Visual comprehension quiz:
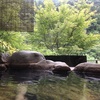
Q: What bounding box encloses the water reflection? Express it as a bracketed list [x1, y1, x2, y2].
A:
[0, 70, 100, 100]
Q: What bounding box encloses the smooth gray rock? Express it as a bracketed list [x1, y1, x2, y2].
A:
[30, 59, 55, 70]
[9, 50, 45, 68]
[31, 60, 71, 72]
[52, 61, 71, 74]
[74, 62, 100, 73]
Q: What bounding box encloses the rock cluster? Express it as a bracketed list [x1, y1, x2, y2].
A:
[0, 51, 71, 75]
[0, 50, 100, 76]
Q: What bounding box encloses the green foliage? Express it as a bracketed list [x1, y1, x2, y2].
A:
[0, 0, 33, 53]
[0, 31, 31, 54]
[87, 0, 100, 33]
[32, 0, 99, 55]
[0, 0, 34, 31]
[86, 42, 100, 60]
[0, 0, 22, 31]
[0, 0, 100, 58]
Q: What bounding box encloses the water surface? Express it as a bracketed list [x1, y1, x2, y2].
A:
[0, 70, 100, 100]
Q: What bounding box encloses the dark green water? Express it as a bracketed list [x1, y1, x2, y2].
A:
[0, 70, 100, 100]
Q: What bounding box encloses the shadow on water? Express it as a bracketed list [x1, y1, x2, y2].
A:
[74, 71, 100, 81]
[7, 69, 54, 83]
[0, 69, 100, 100]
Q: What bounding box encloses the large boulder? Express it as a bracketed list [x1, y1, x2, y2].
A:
[52, 61, 71, 75]
[74, 62, 100, 73]
[9, 51, 45, 69]
[8, 50, 71, 75]
[31, 60, 71, 75]
[30, 59, 55, 70]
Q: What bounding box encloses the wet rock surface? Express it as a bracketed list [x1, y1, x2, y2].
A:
[0, 51, 71, 76]
[74, 62, 100, 73]
[9, 50, 45, 63]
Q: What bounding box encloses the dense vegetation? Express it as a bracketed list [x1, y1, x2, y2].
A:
[0, 0, 100, 60]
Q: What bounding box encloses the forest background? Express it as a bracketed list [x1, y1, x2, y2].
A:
[0, 0, 100, 61]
